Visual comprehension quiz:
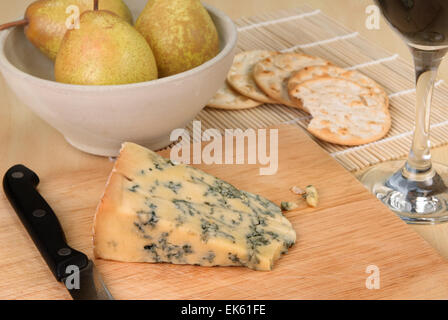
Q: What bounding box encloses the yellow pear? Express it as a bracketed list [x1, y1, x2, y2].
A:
[135, 0, 220, 77]
[55, 9, 158, 85]
[25, 0, 133, 60]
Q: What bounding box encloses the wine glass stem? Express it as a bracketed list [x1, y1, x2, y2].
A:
[404, 48, 446, 177]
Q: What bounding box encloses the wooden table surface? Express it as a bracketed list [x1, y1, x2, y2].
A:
[1, 0, 448, 288]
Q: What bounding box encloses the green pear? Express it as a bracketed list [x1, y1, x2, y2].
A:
[55, 10, 158, 85]
[135, 0, 220, 77]
[25, 0, 133, 60]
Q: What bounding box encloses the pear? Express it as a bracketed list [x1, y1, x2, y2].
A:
[55, 9, 158, 85]
[135, 0, 220, 77]
[24, 0, 133, 60]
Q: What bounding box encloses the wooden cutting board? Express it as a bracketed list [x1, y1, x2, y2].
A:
[1, 125, 448, 299]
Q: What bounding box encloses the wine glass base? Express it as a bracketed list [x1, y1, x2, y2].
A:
[359, 160, 448, 224]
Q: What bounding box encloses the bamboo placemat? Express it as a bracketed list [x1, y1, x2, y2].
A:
[188, 5, 448, 172]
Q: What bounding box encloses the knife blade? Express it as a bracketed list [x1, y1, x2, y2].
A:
[64, 260, 114, 300]
[3, 164, 113, 300]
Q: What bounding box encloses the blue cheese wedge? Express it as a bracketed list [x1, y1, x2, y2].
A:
[93, 142, 296, 271]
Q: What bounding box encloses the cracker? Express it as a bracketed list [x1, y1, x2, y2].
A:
[207, 81, 262, 110]
[288, 65, 388, 111]
[253, 53, 331, 108]
[289, 77, 391, 145]
[227, 50, 278, 104]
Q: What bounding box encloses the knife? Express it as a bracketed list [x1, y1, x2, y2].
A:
[3, 164, 113, 300]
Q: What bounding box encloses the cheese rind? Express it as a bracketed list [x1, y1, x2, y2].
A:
[93, 142, 296, 271]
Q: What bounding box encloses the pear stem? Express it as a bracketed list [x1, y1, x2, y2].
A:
[0, 19, 28, 31]
[94, 0, 99, 11]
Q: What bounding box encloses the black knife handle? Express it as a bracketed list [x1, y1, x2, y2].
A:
[3, 165, 88, 281]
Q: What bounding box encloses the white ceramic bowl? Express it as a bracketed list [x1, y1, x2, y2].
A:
[0, 1, 237, 156]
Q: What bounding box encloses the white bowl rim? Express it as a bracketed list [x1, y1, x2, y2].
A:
[0, 3, 237, 92]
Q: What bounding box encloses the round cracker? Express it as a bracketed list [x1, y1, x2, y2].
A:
[253, 53, 331, 108]
[290, 77, 391, 145]
[288, 65, 388, 110]
[207, 81, 262, 110]
[227, 50, 278, 104]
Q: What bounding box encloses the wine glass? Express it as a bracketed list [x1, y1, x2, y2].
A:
[360, 0, 448, 223]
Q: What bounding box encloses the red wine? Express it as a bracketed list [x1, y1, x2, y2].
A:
[375, 0, 448, 47]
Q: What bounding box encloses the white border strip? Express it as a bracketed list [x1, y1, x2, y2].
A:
[388, 87, 415, 99]
[282, 32, 359, 52]
[237, 9, 321, 32]
[346, 54, 399, 70]
[330, 118, 448, 157]
[388, 79, 444, 98]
